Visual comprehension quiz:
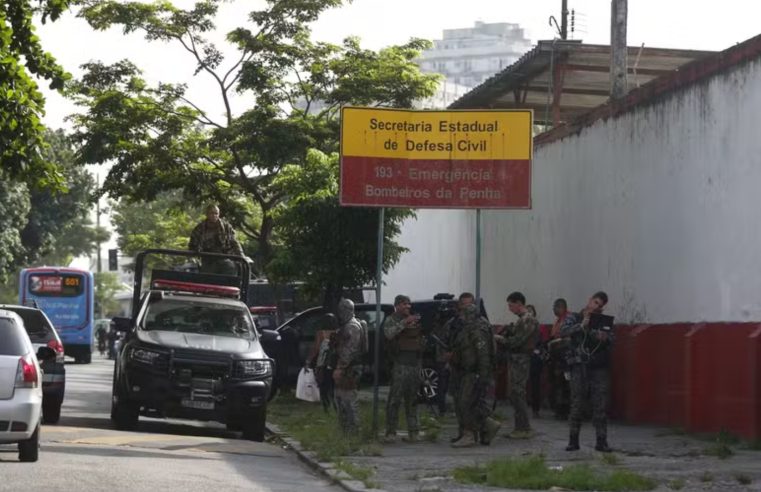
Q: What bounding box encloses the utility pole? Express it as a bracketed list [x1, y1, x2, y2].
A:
[610, 0, 629, 99]
[561, 0, 569, 40]
[96, 175, 103, 318]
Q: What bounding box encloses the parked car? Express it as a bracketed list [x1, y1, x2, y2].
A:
[0, 303, 66, 424]
[261, 295, 485, 400]
[0, 309, 55, 462]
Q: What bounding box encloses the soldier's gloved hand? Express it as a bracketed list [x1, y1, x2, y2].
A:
[333, 368, 343, 382]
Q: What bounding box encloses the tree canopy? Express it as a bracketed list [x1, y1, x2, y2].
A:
[0, 0, 72, 188]
[270, 149, 412, 307]
[68, 0, 440, 278]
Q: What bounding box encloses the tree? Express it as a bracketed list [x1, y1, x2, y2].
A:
[94, 272, 126, 318]
[269, 149, 412, 308]
[0, 129, 109, 299]
[0, 0, 73, 188]
[68, 0, 440, 277]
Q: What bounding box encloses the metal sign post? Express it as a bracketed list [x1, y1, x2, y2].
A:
[475, 208, 482, 303]
[372, 207, 385, 433]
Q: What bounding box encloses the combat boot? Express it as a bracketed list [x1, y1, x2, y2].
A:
[566, 430, 580, 452]
[595, 436, 612, 453]
[402, 433, 420, 443]
[481, 418, 502, 445]
[451, 431, 476, 448]
[450, 426, 464, 443]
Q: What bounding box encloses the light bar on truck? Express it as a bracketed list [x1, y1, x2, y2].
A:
[152, 280, 241, 297]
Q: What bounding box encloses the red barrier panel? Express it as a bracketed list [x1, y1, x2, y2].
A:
[608, 324, 639, 420]
[686, 323, 761, 438]
[628, 323, 693, 426]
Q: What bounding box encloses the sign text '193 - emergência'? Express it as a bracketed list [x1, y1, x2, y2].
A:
[339, 107, 533, 210]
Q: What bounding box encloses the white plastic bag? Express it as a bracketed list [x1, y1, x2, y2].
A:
[296, 368, 321, 403]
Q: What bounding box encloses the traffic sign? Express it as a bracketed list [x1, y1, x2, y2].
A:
[339, 107, 533, 209]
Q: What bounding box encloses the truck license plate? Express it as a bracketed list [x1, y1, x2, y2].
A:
[181, 399, 214, 410]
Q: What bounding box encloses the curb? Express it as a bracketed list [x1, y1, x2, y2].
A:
[266, 422, 391, 492]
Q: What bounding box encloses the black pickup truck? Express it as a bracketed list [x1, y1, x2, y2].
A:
[109, 249, 279, 442]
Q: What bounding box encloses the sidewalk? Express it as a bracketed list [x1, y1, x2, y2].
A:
[272, 388, 761, 492]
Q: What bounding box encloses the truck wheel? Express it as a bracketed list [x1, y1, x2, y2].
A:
[82, 353, 92, 364]
[42, 397, 62, 424]
[241, 406, 267, 442]
[111, 380, 139, 431]
[18, 425, 40, 463]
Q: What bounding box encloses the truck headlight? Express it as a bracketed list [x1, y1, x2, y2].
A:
[238, 360, 272, 377]
[129, 348, 161, 364]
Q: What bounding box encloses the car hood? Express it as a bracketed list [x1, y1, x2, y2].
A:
[136, 330, 264, 356]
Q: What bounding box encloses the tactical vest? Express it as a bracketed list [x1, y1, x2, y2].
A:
[397, 324, 423, 352]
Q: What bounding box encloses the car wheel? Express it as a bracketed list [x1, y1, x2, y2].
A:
[18, 424, 40, 463]
[42, 397, 62, 424]
[418, 367, 439, 402]
[241, 406, 267, 442]
[111, 380, 139, 431]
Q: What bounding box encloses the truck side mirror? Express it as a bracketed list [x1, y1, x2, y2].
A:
[111, 316, 132, 333]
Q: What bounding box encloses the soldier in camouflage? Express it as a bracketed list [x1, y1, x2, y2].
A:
[383, 295, 423, 443]
[188, 205, 244, 275]
[560, 291, 614, 453]
[495, 292, 539, 439]
[451, 303, 501, 448]
[333, 299, 363, 433]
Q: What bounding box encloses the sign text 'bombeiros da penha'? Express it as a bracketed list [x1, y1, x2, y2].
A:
[369, 117, 501, 153]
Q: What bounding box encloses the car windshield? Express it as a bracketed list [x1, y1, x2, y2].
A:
[143, 299, 255, 339]
[0, 318, 29, 356]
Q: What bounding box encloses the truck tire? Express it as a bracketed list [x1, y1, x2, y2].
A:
[241, 406, 267, 442]
[111, 379, 139, 431]
[42, 397, 62, 424]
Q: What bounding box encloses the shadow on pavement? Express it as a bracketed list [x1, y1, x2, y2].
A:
[42, 444, 213, 461]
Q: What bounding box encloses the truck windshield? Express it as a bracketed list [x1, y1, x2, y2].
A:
[143, 299, 255, 339]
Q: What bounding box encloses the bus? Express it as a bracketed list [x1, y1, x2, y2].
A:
[19, 267, 95, 364]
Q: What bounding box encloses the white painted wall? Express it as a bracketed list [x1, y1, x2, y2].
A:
[365, 209, 477, 305]
[477, 58, 761, 325]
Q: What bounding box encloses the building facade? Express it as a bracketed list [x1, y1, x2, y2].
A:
[417, 21, 533, 89]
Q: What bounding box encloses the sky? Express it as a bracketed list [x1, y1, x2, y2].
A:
[35, 0, 760, 269]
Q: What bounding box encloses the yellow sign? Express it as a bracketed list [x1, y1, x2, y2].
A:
[340, 107, 533, 161]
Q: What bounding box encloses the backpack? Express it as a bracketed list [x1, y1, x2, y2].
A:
[354, 318, 369, 357]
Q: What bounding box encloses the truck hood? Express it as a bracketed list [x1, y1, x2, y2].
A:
[136, 330, 264, 356]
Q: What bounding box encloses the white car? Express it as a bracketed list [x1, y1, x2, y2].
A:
[0, 309, 49, 462]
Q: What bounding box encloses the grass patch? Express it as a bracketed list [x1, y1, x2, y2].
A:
[268, 391, 385, 461]
[453, 455, 655, 491]
[702, 428, 737, 459]
[601, 453, 621, 466]
[419, 414, 442, 443]
[667, 478, 685, 490]
[334, 459, 377, 489]
[736, 474, 752, 485]
[699, 472, 713, 483]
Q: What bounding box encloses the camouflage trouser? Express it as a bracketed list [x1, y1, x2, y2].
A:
[457, 373, 490, 432]
[385, 363, 421, 435]
[449, 367, 463, 431]
[509, 354, 531, 432]
[569, 365, 609, 440]
[549, 360, 570, 418]
[200, 259, 237, 276]
[335, 387, 360, 433]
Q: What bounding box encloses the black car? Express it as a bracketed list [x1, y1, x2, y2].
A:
[268, 295, 481, 398]
[110, 249, 278, 442]
[0, 303, 66, 424]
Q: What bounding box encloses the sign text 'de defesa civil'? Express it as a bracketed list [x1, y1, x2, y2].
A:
[340, 108, 532, 161]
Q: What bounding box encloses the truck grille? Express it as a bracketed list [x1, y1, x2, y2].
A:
[171, 361, 231, 380]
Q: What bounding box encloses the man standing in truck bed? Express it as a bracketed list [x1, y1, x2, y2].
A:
[188, 204, 244, 275]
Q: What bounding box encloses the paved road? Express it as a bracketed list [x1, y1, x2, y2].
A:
[0, 356, 337, 492]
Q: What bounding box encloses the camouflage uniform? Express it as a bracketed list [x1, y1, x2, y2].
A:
[560, 311, 616, 452]
[497, 310, 538, 436]
[188, 218, 244, 275]
[383, 308, 423, 441]
[451, 304, 500, 447]
[431, 308, 457, 416]
[334, 299, 363, 433]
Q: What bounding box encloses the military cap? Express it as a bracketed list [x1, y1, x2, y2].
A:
[394, 294, 411, 306]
